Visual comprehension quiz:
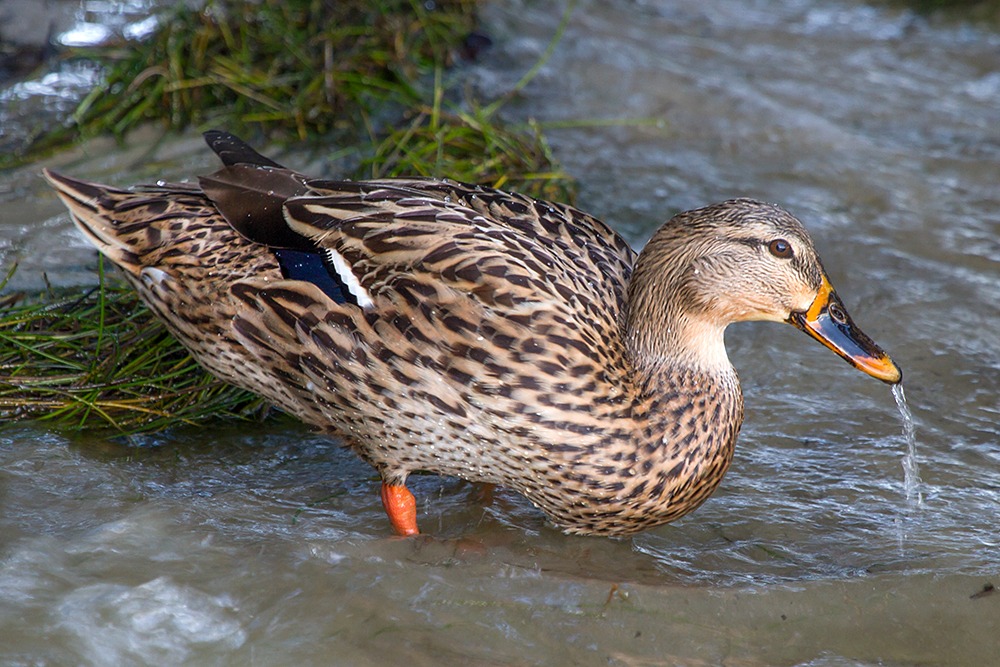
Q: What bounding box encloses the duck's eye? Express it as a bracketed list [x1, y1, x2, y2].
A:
[768, 239, 793, 258]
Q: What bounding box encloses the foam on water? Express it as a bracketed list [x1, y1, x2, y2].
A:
[56, 577, 246, 667]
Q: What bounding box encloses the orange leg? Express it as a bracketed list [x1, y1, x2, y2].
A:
[380, 482, 419, 536]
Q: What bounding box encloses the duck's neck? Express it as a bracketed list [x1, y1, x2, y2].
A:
[627, 309, 735, 377]
[622, 223, 739, 377]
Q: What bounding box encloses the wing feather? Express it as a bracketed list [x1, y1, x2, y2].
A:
[282, 180, 636, 341]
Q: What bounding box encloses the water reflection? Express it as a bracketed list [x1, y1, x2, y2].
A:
[57, 22, 115, 48]
[0, 64, 101, 102]
[71, 0, 162, 43]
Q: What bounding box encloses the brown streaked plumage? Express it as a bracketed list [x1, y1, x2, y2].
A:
[42, 131, 901, 537]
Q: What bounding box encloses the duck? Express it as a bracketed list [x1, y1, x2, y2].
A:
[43, 131, 901, 537]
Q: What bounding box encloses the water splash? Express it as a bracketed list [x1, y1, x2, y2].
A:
[892, 383, 922, 506]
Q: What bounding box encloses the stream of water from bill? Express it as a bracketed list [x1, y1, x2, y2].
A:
[892, 383, 922, 506]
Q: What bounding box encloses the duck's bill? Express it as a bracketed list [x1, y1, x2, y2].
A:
[787, 275, 902, 384]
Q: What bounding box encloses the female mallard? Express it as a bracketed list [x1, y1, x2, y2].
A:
[44, 131, 900, 537]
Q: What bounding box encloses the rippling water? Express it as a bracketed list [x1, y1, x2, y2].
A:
[3, 0, 1000, 664]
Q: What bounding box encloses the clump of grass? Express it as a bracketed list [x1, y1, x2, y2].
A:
[14, 0, 477, 162]
[0, 263, 267, 433]
[365, 104, 575, 202]
[362, 3, 579, 202]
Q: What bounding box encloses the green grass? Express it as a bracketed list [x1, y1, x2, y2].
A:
[13, 0, 476, 161]
[0, 262, 267, 434]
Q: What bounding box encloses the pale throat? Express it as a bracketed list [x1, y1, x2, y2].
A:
[667, 313, 734, 374]
[628, 309, 735, 377]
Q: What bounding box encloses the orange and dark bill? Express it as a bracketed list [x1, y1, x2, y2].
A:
[787, 275, 902, 384]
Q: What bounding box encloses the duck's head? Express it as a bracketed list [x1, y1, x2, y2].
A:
[626, 198, 901, 384]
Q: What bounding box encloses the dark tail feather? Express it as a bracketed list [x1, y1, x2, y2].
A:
[198, 164, 314, 250]
[203, 130, 285, 169]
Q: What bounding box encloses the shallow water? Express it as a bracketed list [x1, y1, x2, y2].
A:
[3, 0, 1000, 665]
